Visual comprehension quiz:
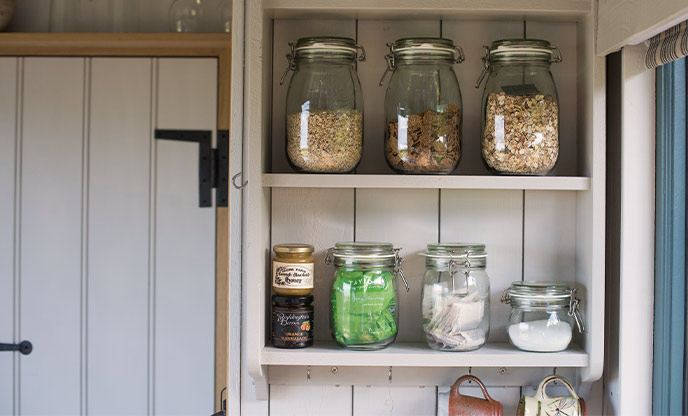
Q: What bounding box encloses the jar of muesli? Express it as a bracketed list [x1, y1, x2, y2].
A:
[281, 37, 365, 173]
[476, 39, 561, 175]
[380, 38, 464, 174]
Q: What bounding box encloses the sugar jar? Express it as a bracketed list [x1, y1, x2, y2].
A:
[421, 243, 490, 351]
[380, 38, 464, 174]
[501, 281, 584, 352]
[476, 39, 561, 175]
[326, 242, 408, 350]
[281, 37, 365, 173]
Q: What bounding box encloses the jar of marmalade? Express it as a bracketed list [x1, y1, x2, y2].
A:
[272, 244, 315, 296]
[271, 295, 314, 348]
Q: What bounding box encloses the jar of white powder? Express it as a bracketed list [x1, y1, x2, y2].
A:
[501, 281, 584, 352]
[421, 243, 490, 351]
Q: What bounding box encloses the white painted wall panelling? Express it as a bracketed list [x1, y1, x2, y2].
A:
[271, 19, 357, 173]
[0, 57, 18, 416]
[270, 385, 354, 416]
[355, 19, 441, 174]
[20, 57, 85, 415]
[87, 57, 152, 415]
[440, 190, 523, 343]
[155, 58, 217, 415]
[354, 385, 437, 416]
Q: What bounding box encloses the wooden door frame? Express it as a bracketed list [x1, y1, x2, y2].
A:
[0, 33, 231, 412]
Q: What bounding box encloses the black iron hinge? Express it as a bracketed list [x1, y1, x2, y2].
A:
[154, 129, 229, 208]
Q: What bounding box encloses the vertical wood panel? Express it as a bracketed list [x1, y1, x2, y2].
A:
[525, 21, 578, 176]
[440, 190, 523, 342]
[155, 58, 217, 415]
[437, 385, 521, 415]
[270, 385, 353, 416]
[271, 188, 354, 341]
[271, 19, 357, 173]
[356, 20, 441, 174]
[353, 386, 436, 416]
[523, 191, 576, 283]
[87, 57, 152, 415]
[0, 57, 17, 416]
[442, 20, 524, 175]
[20, 57, 85, 415]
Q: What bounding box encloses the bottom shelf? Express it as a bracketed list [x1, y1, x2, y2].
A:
[262, 342, 589, 368]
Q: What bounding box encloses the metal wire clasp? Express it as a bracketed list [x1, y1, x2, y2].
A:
[324, 247, 335, 265]
[447, 250, 471, 296]
[393, 248, 409, 292]
[475, 46, 491, 88]
[279, 42, 297, 85]
[568, 288, 585, 333]
[378, 43, 395, 86]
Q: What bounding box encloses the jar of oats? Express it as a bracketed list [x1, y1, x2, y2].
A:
[476, 39, 561, 175]
[281, 37, 365, 173]
[380, 38, 464, 174]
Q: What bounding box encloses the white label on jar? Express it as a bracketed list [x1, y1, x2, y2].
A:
[272, 261, 314, 289]
[495, 115, 505, 152]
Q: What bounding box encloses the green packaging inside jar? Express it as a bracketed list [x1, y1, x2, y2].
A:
[331, 269, 397, 345]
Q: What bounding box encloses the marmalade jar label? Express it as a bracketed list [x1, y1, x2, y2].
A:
[272, 261, 314, 289]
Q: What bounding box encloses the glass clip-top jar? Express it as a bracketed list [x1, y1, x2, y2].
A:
[379, 38, 465, 174]
[421, 243, 490, 351]
[325, 242, 409, 350]
[281, 37, 366, 173]
[476, 39, 562, 175]
[502, 281, 584, 352]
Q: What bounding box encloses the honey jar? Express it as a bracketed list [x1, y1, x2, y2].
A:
[272, 243, 315, 296]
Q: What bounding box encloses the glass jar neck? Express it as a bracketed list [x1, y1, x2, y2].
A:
[491, 59, 551, 69]
[395, 56, 455, 65]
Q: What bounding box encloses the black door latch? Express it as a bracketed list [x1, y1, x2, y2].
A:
[0, 340, 33, 355]
[154, 129, 229, 208]
[210, 387, 227, 416]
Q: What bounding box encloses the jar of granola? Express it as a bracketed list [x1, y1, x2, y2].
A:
[380, 38, 464, 174]
[281, 37, 365, 173]
[476, 39, 562, 175]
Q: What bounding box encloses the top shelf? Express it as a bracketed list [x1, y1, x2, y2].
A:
[263, 173, 590, 191]
[264, 0, 592, 20]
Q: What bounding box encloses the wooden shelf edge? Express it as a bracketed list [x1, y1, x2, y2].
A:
[261, 342, 589, 367]
[262, 173, 591, 191]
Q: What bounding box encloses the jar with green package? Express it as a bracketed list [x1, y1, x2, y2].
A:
[326, 242, 409, 350]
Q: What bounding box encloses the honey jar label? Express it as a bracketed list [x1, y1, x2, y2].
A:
[273, 261, 314, 289]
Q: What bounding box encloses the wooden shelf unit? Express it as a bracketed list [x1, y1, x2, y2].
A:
[244, 0, 605, 400]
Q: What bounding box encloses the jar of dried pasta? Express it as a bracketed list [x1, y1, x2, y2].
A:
[281, 37, 365, 173]
[380, 38, 464, 174]
[476, 39, 561, 175]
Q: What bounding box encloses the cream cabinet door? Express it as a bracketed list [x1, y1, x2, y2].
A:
[0, 56, 216, 415]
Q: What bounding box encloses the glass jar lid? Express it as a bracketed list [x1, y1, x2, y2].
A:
[423, 242, 486, 268]
[378, 37, 464, 85]
[280, 36, 366, 85]
[486, 38, 562, 63]
[325, 241, 409, 291]
[273, 243, 314, 254]
[272, 294, 314, 306]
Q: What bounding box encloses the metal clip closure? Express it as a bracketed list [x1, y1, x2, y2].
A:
[378, 43, 395, 86]
[550, 46, 562, 63]
[356, 44, 367, 62]
[475, 46, 491, 88]
[448, 251, 471, 296]
[453, 45, 465, 64]
[279, 42, 297, 85]
[324, 247, 335, 265]
[393, 248, 409, 292]
[568, 288, 585, 333]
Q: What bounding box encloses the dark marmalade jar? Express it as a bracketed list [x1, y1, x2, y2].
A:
[271, 295, 314, 348]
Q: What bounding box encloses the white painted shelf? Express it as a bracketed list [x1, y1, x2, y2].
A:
[262, 342, 589, 367]
[265, 0, 591, 20]
[263, 173, 591, 191]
